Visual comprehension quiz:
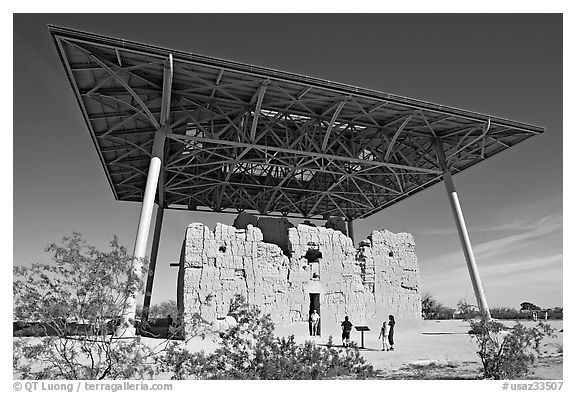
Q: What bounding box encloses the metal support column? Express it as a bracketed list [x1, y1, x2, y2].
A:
[123, 130, 166, 335]
[347, 219, 355, 245]
[122, 55, 173, 335]
[435, 139, 491, 319]
[141, 205, 164, 324]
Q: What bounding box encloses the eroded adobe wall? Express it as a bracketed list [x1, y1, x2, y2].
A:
[287, 224, 373, 325]
[179, 221, 421, 336]
[180, 223, 289, 326]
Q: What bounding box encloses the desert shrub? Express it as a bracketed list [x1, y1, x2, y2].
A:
[456, 299, 481, 319]
[159, 295, 374, 379]
[421, 293, 455, 319]
[13, 233, 159, 379]
[469, 318, 556, 379]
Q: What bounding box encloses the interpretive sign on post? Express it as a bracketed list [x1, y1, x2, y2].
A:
[355, 326, 370, 349]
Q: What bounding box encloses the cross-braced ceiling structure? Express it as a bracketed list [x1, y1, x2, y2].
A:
[50, 25, 545, 221]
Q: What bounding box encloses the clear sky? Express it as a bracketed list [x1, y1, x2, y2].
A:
[12, 13, 562, 310]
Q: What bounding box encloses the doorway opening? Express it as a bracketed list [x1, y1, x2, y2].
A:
[309, 293, 321, 336]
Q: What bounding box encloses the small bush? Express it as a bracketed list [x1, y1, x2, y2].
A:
[421, 293, 456, 320]
[469, 318, 556, 379]
[159, 295, 374, 379]
[13, 233, 158, 379]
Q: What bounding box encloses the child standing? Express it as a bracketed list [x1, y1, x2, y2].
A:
[378, 321, 390, 351]
[341, 316, 353, 347]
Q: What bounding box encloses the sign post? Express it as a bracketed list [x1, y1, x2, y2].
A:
[354, 326, 370, 349]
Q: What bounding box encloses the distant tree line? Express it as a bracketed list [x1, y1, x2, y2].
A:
[421, 293, 563, 320]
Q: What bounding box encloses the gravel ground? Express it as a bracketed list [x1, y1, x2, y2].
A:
[14, 319, 563, 380]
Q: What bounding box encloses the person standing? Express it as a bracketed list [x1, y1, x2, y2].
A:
[310, 310, 320, 336]
[388, 315, 396, 351]
[341, 316, 353, 347]
[378, 321, 390, 351]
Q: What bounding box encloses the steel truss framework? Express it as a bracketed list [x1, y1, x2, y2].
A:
[50, 26, 544, 221]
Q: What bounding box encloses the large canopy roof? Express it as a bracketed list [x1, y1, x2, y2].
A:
[49, 25, 544, 221]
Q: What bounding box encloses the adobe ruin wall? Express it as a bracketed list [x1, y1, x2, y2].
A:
[177, 218, 421, 336]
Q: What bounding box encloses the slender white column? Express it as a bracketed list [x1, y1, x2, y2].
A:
[134, 130, 165, 256]
[121, 130, 166, 336]
[120, 55, 173, 337]
[435, 140, 491, 320]
[134, 173, 160, 256]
